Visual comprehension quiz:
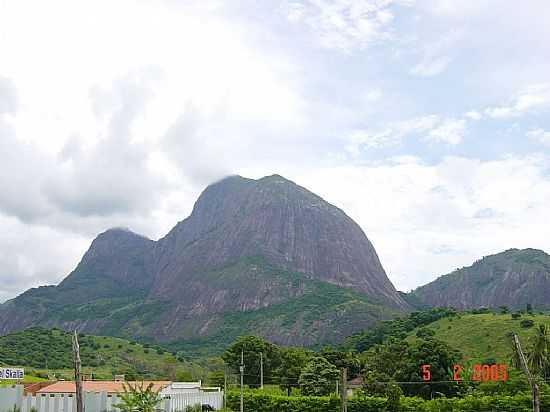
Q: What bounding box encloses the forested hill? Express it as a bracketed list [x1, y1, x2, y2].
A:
[0, 327, 199, 380]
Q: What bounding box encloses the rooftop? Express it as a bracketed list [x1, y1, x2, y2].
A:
[36, 381, 171, 394]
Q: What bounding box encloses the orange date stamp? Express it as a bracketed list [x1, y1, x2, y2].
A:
[421, 363, 508, 382]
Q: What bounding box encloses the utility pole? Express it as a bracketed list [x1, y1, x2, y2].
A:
[340, 368, 347, 412]
[224, 367, 227, 409]
[260, 352, 264, 390]
[514, 334, 540, 412]
[72, 331, 85, 412]
[240, 349, 244, 412]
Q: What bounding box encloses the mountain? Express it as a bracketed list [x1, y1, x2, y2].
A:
[410, 248, 550, 310]
[0, 174, 408, 351]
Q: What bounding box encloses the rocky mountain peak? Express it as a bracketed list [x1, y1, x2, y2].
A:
[411, 248, 550, 310]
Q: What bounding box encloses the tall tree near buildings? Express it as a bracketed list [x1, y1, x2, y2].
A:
[222, 336, 280, 387]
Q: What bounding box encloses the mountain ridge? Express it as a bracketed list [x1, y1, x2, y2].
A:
[0, 174, 407, 348]
[410, 248, 550, 310]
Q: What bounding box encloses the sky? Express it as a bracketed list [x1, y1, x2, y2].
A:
[1, 0, 550, 302]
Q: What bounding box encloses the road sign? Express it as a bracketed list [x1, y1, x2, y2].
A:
[0, 368, 24, 380]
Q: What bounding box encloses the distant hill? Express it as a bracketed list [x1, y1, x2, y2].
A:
[0, 175, 407, 350]
[343, 308, 550, 364]
[410, 248, 550, 310]
[0, 327, 199, 380]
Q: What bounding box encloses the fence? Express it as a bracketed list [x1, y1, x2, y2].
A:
[0, 386, 224, 412]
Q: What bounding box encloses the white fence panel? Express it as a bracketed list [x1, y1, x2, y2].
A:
[166, 392, 223, 411]
[0, 385, 23, 412]
[0, 386, 224, 412]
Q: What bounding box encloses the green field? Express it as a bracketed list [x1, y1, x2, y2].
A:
[407, 312, 550, 363]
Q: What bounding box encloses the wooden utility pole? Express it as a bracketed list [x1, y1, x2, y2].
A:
[513, 334, 540, 412]
[240, 349, 244, 412]
[340, 368, 348, 412]
[224, 368, 227, 409]
[72, 331, 85, 412]
[260, 352, 264, 390]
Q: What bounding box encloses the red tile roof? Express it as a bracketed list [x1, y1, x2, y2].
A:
[36, 381, 171, 394]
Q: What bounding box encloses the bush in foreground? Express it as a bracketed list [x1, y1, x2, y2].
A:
[226, 390, 550, 412]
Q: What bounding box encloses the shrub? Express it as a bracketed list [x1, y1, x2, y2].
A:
[225, 390, 549, 412]
[512, 312, 522, 320]
[520, 319, 534, 328]
[416, 328, 435, 339]
[115, 382, 162, 412]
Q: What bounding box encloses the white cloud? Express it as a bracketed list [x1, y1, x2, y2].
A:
[485, 83, 550, 118]
[410, 55, 452, 77]
[2, 0, 550, 303]
[297, 154, 550, 291]
[282, 0, 409, 52]
[527, 128, 550, 146]
[345, 114, 465, 153]
[0, 77, 18, 115]
[427, 118, 466, 145]
[464, 110, 482, 120]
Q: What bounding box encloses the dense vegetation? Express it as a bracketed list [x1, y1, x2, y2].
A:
[226, 391, 550, 412]
[0, 327, 200, 380]
[342, 308, 457, 352]
[219, 307, 550, 407]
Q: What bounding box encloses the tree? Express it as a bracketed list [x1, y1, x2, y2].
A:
[319, 347, 361, 377]
[527, 324, 550, 378]
[362, 338, 461, 398]
[206, 370, 225, 387]
[415, 328, 435, 339]
[526, 303, 533, 314]
[499, 306, 509, 314]
[298, 356, 339, 396]
[521, 319, 535, 328]
[361, 369, 394, 397]
[275, 347, 310, 395]
[222, 336, 281, 387]
[175, 371, 194, 382]
[115, 382, 162, 412]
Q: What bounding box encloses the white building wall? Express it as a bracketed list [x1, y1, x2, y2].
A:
[0, 386, 223, 412]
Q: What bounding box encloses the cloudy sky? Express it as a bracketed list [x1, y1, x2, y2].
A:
[1, 0, 550, 302]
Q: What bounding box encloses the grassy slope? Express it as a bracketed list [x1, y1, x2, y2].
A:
[0, 328, 201, 380]
[407, 312, 550, 363]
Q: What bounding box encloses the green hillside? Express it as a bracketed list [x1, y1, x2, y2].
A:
[0, 327, 201, 381]
[165, 258, 398, 356]
[407, 312, 550, 364]
[1, 258, 399, 357]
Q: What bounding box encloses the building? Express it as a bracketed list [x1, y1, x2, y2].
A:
[35, 381, 207, 396]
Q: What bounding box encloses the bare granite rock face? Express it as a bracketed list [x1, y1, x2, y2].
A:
[0, 174, 408, 345]
[410, 248, 550, 310]
[149, 175, 407, 309]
